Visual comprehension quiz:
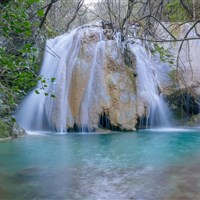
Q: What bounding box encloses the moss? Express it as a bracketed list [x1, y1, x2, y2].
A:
[0, 119, 12, 138]
[188, 114, 200, 127]
[168, 69, 177, 83]
[0, 95, 12, 138]
[0, 99, 10, 117]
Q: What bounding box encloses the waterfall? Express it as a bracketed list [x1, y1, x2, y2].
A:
[16, 22, 172, 132]
[16, 29, 79, 132]
[79, 39, 106, 131]
[16, 24, 108, 132]
[129, 42, 172, 128]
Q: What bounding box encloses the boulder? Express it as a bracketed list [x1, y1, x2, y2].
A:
[43, 22, 140, 131]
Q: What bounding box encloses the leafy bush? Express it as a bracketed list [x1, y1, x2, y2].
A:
[166, 0, 191, 22]
[0, 0, 46, 106]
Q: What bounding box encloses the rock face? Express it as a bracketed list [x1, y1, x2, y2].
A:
[103, 41, 138, 130]
[0, 94, 26, 138]
[154, 23, 200, 121]
[17, 21, 177, 132]
[17, 21, 149, 132]
[176, 24, 200, 96]
[155, 23, 200, 96]
[57, 23, 139, 131]
[62, 25, 139, 130]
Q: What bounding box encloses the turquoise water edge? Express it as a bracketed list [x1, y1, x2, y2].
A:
[1, 129, 200, 200]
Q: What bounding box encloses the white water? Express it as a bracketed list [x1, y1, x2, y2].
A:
[16, 23, 172, 132]
[16, 25, 107, 132]
[80, 38, 106, 131]
[129, 41, 172, 128]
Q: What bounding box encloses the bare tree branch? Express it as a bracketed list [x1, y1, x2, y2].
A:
[65, 0, 85, 31]
[39, 0, 59, 30]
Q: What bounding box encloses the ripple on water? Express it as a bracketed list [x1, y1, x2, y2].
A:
[1, 131, 200, 199]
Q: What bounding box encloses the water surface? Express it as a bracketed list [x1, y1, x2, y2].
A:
[1, 129, 200, 199]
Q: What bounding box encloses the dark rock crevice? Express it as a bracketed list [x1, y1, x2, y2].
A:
[98, 112, 122, 131]
[168, 92, 200, 123]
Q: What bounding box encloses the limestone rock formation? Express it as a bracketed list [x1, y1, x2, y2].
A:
[17, 21, 144, 131]
[17, 21, 174, 132]
[65, 24, 140, 130]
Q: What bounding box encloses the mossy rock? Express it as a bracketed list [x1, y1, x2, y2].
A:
[0, 119, 12, 138]
[0, 99, 10, 117]
[12, 122, 26, 138]
[188, 114, 200, 127]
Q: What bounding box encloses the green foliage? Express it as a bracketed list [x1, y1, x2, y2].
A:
[0, 0, 56, 108]
[152, 44, 174, 65]
[37, 9, 45, 17]
[188, 114, 200, 126]
[166, 0, 191, 22]
[168, 69, 177, 82]
[34, 76, 56, 97]
[0, 119, 11, 138]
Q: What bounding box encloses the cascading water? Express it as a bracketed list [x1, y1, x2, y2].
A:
[113, 26, 172, 128]
[16, 23, 108, 132]
[16, 21, 172, 132]
[16, 29, 79, 132]
[129, 41, 172, 128]
[79, 37, 106, 131]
